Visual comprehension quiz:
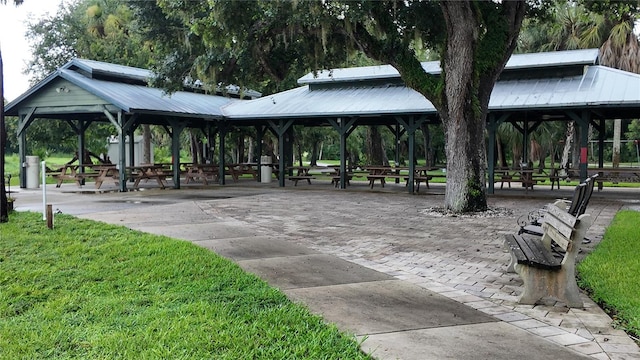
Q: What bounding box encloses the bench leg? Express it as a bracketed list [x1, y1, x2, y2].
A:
[514, 264, 583, 308]
[506, 252, 517, 273]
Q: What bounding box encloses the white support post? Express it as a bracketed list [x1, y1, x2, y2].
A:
[41, 160, 47, 220]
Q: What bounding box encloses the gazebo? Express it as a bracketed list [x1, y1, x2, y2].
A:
[6, 49, 640, 193]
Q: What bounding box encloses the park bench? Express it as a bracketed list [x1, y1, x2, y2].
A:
[504, 200, 592, 308]
[518, 174, 597, 237]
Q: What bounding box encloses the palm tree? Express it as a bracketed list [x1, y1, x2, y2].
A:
[518, 1, 610, 176]
[599, 14, 640, 168]
[1, 0, 25, 223]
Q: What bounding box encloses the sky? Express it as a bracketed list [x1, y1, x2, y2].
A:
[0, 0, 65, 102]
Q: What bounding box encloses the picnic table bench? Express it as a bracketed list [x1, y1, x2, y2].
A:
[287, 166, 315, 186]
[365, 166, 404, 188]
[504, 199, 592, 308]
[229, 163, 258, 180]
[589, 167, 640, 191]
[411, 168, 445, 192]
[49, 163, 119, 189]
[184, 164, 219, 185]
[128, 164, 169, 189]
[494, 167, 562, 191]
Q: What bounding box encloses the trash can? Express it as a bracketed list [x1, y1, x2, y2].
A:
[25, 156, 40, 189]
[260, 155, 272, 183]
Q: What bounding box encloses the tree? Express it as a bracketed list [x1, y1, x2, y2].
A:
[140, 1, 526, 213]
[23, 0, 157, 162]
[1, 0, 25, 223]
[589, 1, 640, 168]
[518, 1, 608, 175]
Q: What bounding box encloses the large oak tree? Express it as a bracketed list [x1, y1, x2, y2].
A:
[141, 0, 526, 213]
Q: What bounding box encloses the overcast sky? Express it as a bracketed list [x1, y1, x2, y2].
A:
[1, 0, 65, 102]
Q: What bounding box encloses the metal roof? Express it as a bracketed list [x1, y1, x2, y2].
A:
[490, 65, 640, 110]
[224, 64, 640, 119]
[505, 48, 598, 70]
[62, 58, 152, 83]
[298, 48, 599, 85]
[59, 70, 236, 117]
[222, 84, 435, 119]
[6, 63, 237, 119]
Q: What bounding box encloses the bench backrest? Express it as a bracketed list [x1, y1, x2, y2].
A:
[576, 174, 598, 216]
[542, 200, 592, 252]
[566, 183, 588, 216]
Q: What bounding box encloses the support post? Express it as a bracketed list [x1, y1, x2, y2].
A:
[168, 120, 185, 189]
[328, 117, 357, 189]
[218, 122, 227, 185]
[267, 119, 294, 187]
[256, 125, 265, 182]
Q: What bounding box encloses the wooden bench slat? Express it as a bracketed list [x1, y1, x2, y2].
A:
[509, 234, 561, 270]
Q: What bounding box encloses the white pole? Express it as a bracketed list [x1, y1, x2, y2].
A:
[41, 160, 47, 220]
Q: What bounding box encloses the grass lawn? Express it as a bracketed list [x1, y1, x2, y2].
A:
[578, 210, 640, 340]
[0, 212, 371, 359]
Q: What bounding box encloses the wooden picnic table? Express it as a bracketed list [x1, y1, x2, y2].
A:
[588, 167, 640, 191]
[228, 163, 258, 181]
[127, 164, 168, 189]
[286, 166, 315, 186]
[364, 166, 439, 190]
[50, 163, 119, 189]
[184, 164, 220, 185]
[494, 167, 561, 191]
[86, 164, 120, 189]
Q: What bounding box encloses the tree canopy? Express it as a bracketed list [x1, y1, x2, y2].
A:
[133, 0, 528, 212]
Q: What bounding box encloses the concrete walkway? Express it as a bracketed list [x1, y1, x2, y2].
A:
[11, 180, 640, 359]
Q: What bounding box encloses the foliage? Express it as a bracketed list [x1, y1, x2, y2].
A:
[137, 0, 528, 212]
[27, 0, 154, 82]
[20, 0, 157, 157]
[578, 210, 640, 339]
[0, 211, 372, 359]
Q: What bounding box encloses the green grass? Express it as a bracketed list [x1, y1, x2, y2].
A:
[578, 210, 640, 339]
[0, 212, 371, 359]
[4, 154, 74, 186]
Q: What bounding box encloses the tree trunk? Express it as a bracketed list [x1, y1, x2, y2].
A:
[247, 136, 253, 163]
[142, 124, 151, 164]
[0, 47, 8, 222]
[366, 126, 388, 165]
[560, 121, 574, 177]
[571, 124, 580, 171]
[612, 119, 621, 168]
[236, 134, 245, 163]
[440, 3, 488, 211]
[189, 130, 200, 164]
[420, 123, 433, 167]
[309, 140, 319, 166]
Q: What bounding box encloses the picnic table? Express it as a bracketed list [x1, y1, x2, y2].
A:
[88, 164, 120, 189]
[365, 166, 437, 190]
[287, 166, 315, 186]
[128, 164, 169, 189]
[228, 163, 258, 181]
[589, 167, 640, 191]
[494, 167, 561, 191]
[50, 163, 119, 189]
[184, 164, 219, 185]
